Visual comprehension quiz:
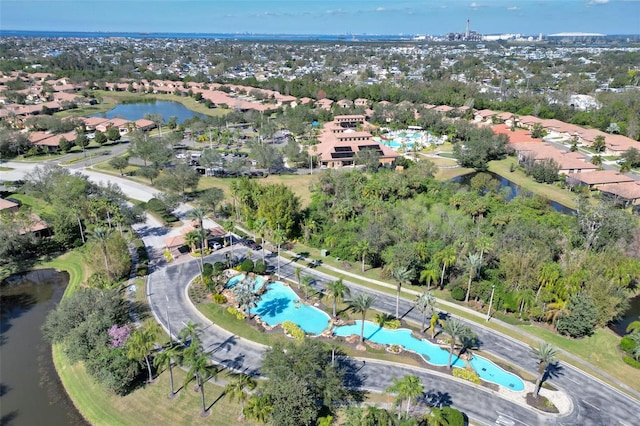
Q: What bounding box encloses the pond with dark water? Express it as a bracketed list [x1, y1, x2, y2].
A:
[0, 269, 87, 426]
[92, 100, 208, 123]
[453, 171, 575, 215]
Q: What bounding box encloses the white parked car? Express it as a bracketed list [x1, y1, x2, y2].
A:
[211, 242, 222, 250]
[175, 153, 187, 159]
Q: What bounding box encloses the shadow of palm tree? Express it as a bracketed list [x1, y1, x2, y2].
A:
[254, 297, 289, 317]
[423, 390, 453, 408]
[209, 335, 238, 354]
[544, 362, 564, 382]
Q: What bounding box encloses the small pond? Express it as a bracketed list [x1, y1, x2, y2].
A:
[452, 171, 575, 215]
[610, 294, 640, 336]
[92, 100, 207, 123]
[0, 269, 88, 426]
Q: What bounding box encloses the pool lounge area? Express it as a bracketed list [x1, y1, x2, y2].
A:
[333, 320, 524, 391]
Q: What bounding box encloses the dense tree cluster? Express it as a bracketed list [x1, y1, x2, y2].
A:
[42, 288, 140, 395]
[283, 168, 640, 337]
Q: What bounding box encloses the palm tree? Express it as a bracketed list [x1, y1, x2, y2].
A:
[326, 278, 351, 318]
[184, 230, 200, 254]
[385, 375, 424, 419]
[91, 227, 111, 278]
[127, 323, 160, 383]
[233, 277, 260, 319]
[391, 266, 414, 319]
[516, 288, 536, 316]
[464, 252, 482, 303]
[350, 293, 376, 343]
[183, 350, 218, 416]
[178, 321, 201, 348]
[244, 394, 272, 424]
[531, 342, 557, 397]
[442, 318, 468, 368]
[425, 407, 447, 426]
[415, 291, 436, 332]
[300, 275, 315, 300]
[545, 298, 569, 328]
[591, 154, 603, 166]
[435, 246, 456, 289]
[475, 235, 494, 262]
[154, 342, 180, 398]
[224, 220, 235, 249]
[428, 312, 441, 339]
[351, 239, 370, 273]
[254, 217, 268, 262]
[294, 267, 302, 289]
[225, 373, 257, 417]
[419, 264, 439, 291]
[188, 207, 208, 248]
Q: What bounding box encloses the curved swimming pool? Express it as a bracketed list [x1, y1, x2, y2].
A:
[333, 320, 524, 391]
[250, 282, 330, 335]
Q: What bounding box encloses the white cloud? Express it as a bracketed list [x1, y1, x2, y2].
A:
[508, 6, 519, 10]
[376, 7, 385, 12]
[470, 2, 480, 8]
[588, 0, 610, 4]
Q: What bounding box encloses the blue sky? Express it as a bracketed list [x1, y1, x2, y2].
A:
[2, 1, 639, 35]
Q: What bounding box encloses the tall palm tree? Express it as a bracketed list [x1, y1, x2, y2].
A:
[184, 230, 200, 254]
[385, 375, 424, 419]
[464, 252, 482, 303]
[435, 246, 456, 289]
[350, 293, 376, 343]
[419, 264, 439, 291]
[91, 227, 111, 278]
[154, 342, 180, 398]
[187, 207, 208, 248]
[531, 342, 557, 397]
[442, 318, 468, 368]
[178, 321, 201, 348]
[326, 278, 351, 318]
[415, 291, 436, 332]
[224, 220, 235, 249]
[183, 350, 218, 416]
[254, 217, 268, 262]
[391, 266, 414, 319]
[300, 275, 315, 300]
[127, 323, 160, 383]
[351, 239, 370, 273]
[294, 267, 302, 289]
[225, 373, 257, 416]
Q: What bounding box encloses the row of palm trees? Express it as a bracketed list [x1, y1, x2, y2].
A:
[150, 321, 257, 417]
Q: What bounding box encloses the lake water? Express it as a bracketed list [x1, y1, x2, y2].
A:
[453, 171, 575, 215]
[0, 269, 87, 426]
[92, 100, 208, 123]
[610, 294, 640, 337]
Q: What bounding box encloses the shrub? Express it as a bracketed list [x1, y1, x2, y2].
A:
[163, 249, 173, 262]
[213, 261, 226, 273]
[620, 336, 635, 354]
[384, 319, 401, 329]
[202, 263, 214, 277]
[226, 306, 245, 320]
[556, 292, 597, 338]
[623, 356, 640, 369]
[451, 287, 465, 301]
[254, 259, 267, 274]
[240, 258, 255, 273]
[452, 368, 481, 384]
[282, 321, 305, 340]
[212, 293, 227, 304]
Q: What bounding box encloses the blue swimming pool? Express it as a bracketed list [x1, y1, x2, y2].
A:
[251, 282, 330, 335]
[333, 321, 524, 391]
[226, 274, 265, 292]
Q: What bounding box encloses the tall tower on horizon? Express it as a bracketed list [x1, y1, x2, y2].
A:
[466, 19, 470, 39]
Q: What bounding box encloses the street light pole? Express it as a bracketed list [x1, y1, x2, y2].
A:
[487, 284, 496, 321]
[165, 294, 172, 342]
[277, 222, 280, 278]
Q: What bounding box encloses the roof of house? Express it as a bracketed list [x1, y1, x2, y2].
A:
[491, 124, 538, 143]
[599, 181, 640, 200]
[164, 234, 186, 249]
[569, 170, 635, 185]
[0, 198, 19, 211]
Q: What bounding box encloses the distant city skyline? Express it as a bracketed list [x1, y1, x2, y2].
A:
[2, 1, 639, 36]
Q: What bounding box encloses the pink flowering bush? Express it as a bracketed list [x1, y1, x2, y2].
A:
[108, 324, 131, 348]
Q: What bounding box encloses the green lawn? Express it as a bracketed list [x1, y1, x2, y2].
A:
[53, 345, 257, 426]
[520, 325, 640, 392]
